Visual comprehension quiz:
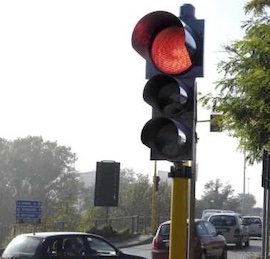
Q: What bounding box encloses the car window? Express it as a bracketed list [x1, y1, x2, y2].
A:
[244, 217, 261, 224]
[43, 236, 86, 257]
[2, 235, 41, 257]
[159, 224, 170, 236]
[87, 236, 117, 256]
[196, 222, 208, 236]
[203, 221, 217, 236]
[209, 215, 236, 226]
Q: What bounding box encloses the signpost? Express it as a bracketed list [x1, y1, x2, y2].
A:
[16, 200, 42, 223]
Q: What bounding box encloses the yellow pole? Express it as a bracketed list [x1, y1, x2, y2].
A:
[151, 161, 157, 235]
[169, 177, 188, 259]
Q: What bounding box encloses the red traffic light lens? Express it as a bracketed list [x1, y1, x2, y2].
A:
[151, 27, 192, 75]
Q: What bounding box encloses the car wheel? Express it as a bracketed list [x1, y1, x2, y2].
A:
[220, 247, 227, 259]
[236, 238, 243, 248]
[245, 239, 250, 247]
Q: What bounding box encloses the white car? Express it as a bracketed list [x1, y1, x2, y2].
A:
[208, 213, 250, 248]
[201, 209, 235, 220]
[243, 216, 262, 237]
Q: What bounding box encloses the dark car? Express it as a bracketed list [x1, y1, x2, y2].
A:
[1, 231, 147, 259]
[151, 219, 227, 259]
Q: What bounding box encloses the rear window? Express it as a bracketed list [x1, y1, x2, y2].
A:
[2, 235, 41, 257]
[209, 215, 236, 226]
[159, 223, 170, 236]
[243, 217, 262, 224]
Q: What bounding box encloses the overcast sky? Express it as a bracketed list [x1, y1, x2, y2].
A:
[0, 0, 264, 207]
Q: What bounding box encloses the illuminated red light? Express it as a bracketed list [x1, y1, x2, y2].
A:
[151, 27, 192, 75]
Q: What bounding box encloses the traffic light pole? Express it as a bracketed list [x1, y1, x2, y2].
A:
[168, 163, 192, 259]
[151, 161, 158, 235]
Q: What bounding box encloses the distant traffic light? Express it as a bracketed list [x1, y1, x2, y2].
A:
[155, 175, 160, 192]
[210, 114, 223, 132]
[132, 4, 204, 162]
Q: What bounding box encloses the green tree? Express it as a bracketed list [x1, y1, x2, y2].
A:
[80, 168, 152, 223]
[0, 136, 80, 225]
[237, 193, 257, 214]
[200, 1, 270, 163]
[196, 179, 241, 217]
[196, 179, 259, 218]
[156, 181, 171, 221]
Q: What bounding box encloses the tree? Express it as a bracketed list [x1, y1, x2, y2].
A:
[238, 193, 257, 214]
[196, 179, 240, 217]
[0, 136, 80, 225]
[156, 181, 171, 221]
[200, 1, 270, 164]
[79, 168, 152, 225]
[196, 179, 259, 218]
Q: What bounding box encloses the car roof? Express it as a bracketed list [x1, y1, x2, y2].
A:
[16, 232, 97, 238]
[159, 219, 207, 226]
[209, 212, 240, 217]
[243, 215, 262, 218]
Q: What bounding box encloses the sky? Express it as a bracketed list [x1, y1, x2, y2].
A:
[0, 0, 264, 207]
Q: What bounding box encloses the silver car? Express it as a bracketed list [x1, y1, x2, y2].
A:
[243, 216, 262, 237]
[208, 213, 250, 248]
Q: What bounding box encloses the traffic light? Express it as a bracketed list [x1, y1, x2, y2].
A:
[210, 114, 223, 132]
[155, 175, 160, 192]
[132, 4, 204, 162]
[94, 161, 120, 207]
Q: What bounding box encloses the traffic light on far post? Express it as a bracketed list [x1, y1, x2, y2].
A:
[132, 4, 204, 162]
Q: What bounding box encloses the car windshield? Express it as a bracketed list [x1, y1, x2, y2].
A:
[159, 224, 170, 236]
[2, 235, 41, 258]
[209, 215, 236, 226]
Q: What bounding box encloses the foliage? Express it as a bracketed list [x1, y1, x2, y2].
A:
[0, 136, 80, 226]
[156, 180, 171, 220]
[0, 135, 260, 233]
[79, 168, 153, 221]
[87, 224, 117, 237]
[200, 1, 270, 164]
[195, 179, 257, 218]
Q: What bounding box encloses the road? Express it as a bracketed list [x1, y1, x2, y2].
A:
[121, 239, 262, 259]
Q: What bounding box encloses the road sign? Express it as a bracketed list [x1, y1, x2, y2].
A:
[16, 200, 42, 223]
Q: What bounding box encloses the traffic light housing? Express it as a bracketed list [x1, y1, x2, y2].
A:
[94, 161, 120, 207]
[155, 175, 161, 192]
[132, 4, 204, 162]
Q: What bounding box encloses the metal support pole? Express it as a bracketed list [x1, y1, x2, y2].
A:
[188, 81, 198, 259]
[262, 188, 268, 258]
[242, 150, 246, 214]
[262, 150, 270, 258]
[188, 162, 196, 259]
[169, 163, 191, 259]
[151, 161, 158, 235]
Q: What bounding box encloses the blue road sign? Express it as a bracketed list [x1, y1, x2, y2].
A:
[16, 200, 42, 207]
[16, 200, 42, 223]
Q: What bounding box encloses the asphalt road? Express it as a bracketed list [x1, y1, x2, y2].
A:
[121, 239, 262, 259]
[227, 239, 262, 259]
